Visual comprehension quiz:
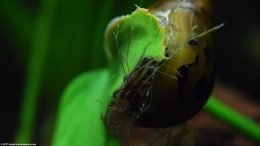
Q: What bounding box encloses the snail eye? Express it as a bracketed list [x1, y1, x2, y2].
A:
[188, 38, 199, 46]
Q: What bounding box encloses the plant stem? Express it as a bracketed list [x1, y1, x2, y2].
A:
[15, 0, 57, 142]
[205, 97, 260, 141]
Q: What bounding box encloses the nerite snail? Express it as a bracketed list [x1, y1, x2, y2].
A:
[105, 0, 222, 131]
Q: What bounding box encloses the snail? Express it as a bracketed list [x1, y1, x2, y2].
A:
[105, 0, 223, 132]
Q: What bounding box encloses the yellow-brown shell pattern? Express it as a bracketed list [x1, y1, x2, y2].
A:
[135, 0, 215, 128]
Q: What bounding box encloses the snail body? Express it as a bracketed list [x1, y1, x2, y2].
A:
[106, 0, 216, 129]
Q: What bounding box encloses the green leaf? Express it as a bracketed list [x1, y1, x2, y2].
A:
[52, 69, 119, 146]
[105, 8, 166, 75]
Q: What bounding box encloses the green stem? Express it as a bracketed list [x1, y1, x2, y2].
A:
[205, 97, 260, 141]
[15, 0, 57, 142]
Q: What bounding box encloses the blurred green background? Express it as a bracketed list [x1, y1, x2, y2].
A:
[0, 0, 260, 145]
